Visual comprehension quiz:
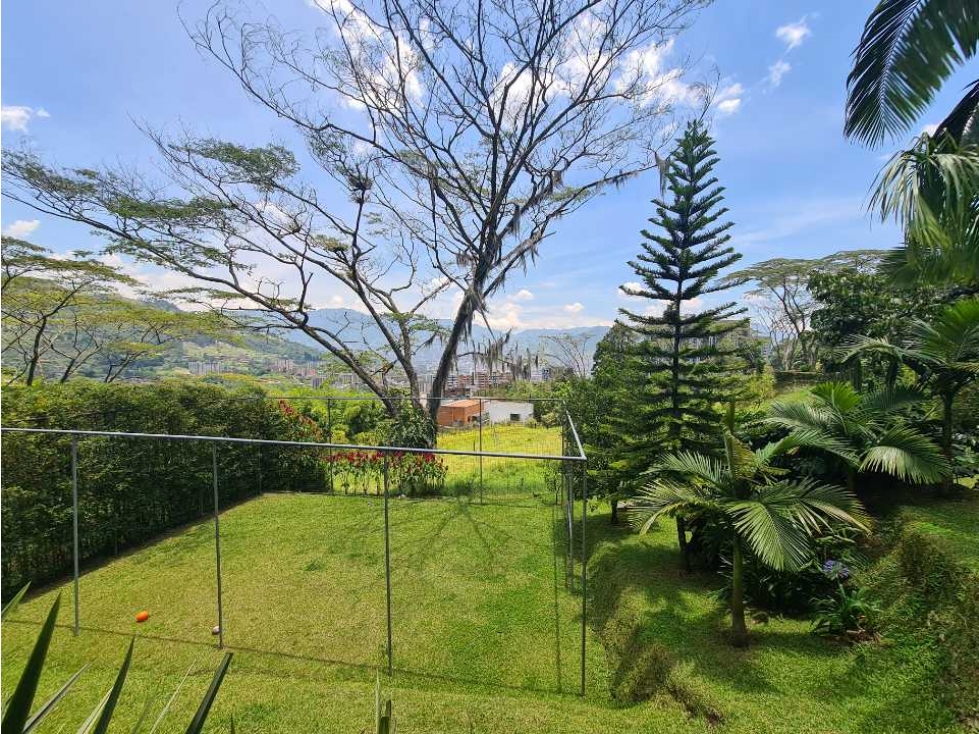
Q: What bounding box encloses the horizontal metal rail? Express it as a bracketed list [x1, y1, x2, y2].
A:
[0, 426, 587, 462]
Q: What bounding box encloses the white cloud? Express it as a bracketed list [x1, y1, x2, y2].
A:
[922, 123, 939, 136]
[563, 302, 585, 314]
[715, 83, 744, 116]
[1, 105, 49, 132]
[642, 296, 702, 317]
[776, 19, 811, 51]
[2, 219, 41, 238]
[733, 196, 864, 250]
[512, 288, 534, 302]
[768, 60, 791, 88]
[717, 98, 741, 116]
[616, 39, 699, 108]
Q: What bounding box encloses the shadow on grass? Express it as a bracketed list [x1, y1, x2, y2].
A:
[566, 509, 851, 723]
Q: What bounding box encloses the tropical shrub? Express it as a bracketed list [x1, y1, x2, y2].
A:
[811, 584, 880, 642]
[765, 381, 950, 492]
[382, 403, 436, 449]
[631, 421, 870, 646]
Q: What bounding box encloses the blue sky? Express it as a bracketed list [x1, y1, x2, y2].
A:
[2, 1, 974, 331]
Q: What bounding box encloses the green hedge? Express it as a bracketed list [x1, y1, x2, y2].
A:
[1, 381, 325, 599]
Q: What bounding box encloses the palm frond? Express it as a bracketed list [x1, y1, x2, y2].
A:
[629, 479, 719, 534]
[810, 381, 862, 414]
[909, 297, 979, 363]
[858, 385, 926, 417]
[767, 430, 860, 467]
[935, 79, 979, 143]
[725, 491, 812, 572]
[860, 424, 951, 483]
[845, 0, 979, 146]
[765, 399, 837, 433]
[787, 478, 873, 533]
[653, 451, 723, 486]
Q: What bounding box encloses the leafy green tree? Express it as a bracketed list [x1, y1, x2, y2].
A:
[631, 418, 869, 646]
[845, 298, 979, 465]
[766, 382, 950, 492]
[1, 238, 136, 385]
[809, 264, 941, 386]
[617, 120, 748, 565]
[2, 0, 706, 420]
[560, 324, 640, 524]
[730, 250, 888, 370]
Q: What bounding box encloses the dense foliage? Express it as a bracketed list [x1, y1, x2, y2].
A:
[0, 381, 324, 598]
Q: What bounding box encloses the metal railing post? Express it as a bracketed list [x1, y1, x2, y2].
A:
[71, 436, 80, 637]
[478, 398, 484, 504]
[383, 453, 394, 676]
[327, 398, 334, 493]
[212, 444, 225, 649]
[580, 460, 588, 697]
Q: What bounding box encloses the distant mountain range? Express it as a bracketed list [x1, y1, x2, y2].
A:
[273, 308, 609, 369]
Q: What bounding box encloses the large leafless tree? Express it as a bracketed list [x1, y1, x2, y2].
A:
[3, 0, 709, 419]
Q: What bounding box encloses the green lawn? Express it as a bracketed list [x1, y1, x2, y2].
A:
[2, 490, 971, 733]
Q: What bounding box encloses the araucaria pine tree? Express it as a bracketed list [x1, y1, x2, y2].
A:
[617, 120, 748, 568]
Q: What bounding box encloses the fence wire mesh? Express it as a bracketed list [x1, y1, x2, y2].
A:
[0, 398, 590, 695]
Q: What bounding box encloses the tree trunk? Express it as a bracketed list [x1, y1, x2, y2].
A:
[846, 466, 858, 495]
[941, 392, 955, 492]
[610, 497, 619, 525]
[850, 359, 862, 392]
[676, 515, 690, 572]
[730, 537, 748, 647]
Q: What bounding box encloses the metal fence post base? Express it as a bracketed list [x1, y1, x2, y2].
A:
[212, 444, 225, 650]
[71, 436, 80, 637]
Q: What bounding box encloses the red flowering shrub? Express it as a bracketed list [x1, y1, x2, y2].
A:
[327, 450, 447, 495]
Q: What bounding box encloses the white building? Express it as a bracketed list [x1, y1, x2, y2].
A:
[484, 400, 534, 424]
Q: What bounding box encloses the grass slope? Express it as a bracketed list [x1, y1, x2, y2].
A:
[3, 491, 973, 733]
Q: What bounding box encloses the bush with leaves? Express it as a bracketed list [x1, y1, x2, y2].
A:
[811, 584, 881, 642]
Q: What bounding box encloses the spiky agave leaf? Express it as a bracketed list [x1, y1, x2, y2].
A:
[2, 594, 61, 734]
[22, 666, 88, 734]
[88, 639, 135, 734]
[184, 652, 233, 734]
[1, 583, 30, 621]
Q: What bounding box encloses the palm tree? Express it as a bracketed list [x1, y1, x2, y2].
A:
[845, 298, 979, 462]
[845, 0, 978, 147]
[766, 382, 950, 492]
[631, 428, 869, 647]
[846, 1, 979, 295]
[870, 132, 979, 295]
